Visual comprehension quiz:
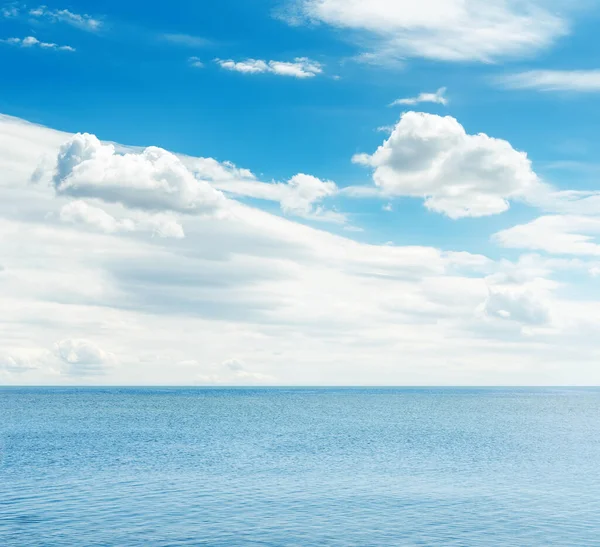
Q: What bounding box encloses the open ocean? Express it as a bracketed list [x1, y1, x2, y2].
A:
[1, 387, 599, 546]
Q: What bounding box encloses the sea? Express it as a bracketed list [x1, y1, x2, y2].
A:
[1, 387, 599, 546]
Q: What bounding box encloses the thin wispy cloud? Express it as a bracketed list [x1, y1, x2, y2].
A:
[163, 33, 211, 47]
[282, 0, 574, 63]
[216, 57, 323, 78]
[497, 70, 600, 92]
[188, 56, 204, 68]
[29, 5, 101, 31]
[391, 87, 448, 106]
[1, 35, 75, 51]
[1, 4, 19, 17]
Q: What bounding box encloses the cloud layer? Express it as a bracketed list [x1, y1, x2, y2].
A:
[3, 113, 600, 385]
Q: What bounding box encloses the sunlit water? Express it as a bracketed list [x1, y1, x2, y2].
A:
[1, 388, 600, 546]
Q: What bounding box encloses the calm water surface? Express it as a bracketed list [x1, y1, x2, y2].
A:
[1, 388, 599, 546]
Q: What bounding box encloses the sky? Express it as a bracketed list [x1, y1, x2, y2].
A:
[2, 0, 600, 385]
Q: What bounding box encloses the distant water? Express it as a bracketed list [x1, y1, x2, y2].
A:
[1, 388, 600, 546]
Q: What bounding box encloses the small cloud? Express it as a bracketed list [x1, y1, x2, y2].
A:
[29, 6, 101, 31]
[54, 339, 116, 377]
[188, 56, 204, 68]
[163, 33, 210, 47]
[376, 125, 394, 134]
[390, 87, 448, 106]
[383, 203, 393, 212]
[216, 57, 323, 78]
[2, 4, 19, 17]
[1, 35, 75, 51]
[223, 358, 245, 372]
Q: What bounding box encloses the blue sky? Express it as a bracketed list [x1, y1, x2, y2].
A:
[2, 0, 600, 385]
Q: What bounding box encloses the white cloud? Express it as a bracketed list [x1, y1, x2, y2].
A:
[2, 5, 19, 17]
[391, 87, 448, 106]
[214, 173, 340, 221]
[5, 113, 600, 386]
[353, 111, 541, 218]
[494, 215, 600, 256]
[1, 35, 75, 51]
[216, 57, 323, 78]
[60, 200, 185, 239]
[52, 133, 228, 214]
[163, 33, 210, 47]
[498, 70, 600, 92]
[54, 339, 115, 376]
[0, 351, 40, 374]
[481, 275, 555, 328]
[197, 358, 276, 385]
[188, 56, 204, 68]
[29, 6, 101, 31]
[283, 0, 570, 63]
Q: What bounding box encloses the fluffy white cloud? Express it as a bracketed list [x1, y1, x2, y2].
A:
[481, 275, 555, 328]
[60, 200, 185, 238]
[52, 133, 227, 214]
[216, 57, 323, 78]
[498, 70, 600, 92]
[54, 339, 115, 376]
[391, 87, 448, 106]
[494, 215, 600, 256]
[1, 36, 75, 51]
[214, 173, 341, 221]
[284, 0, 570, 62]
[280, 174, 337, 215]
[29, 6, 101, 31]
[353, 111, 541, 218]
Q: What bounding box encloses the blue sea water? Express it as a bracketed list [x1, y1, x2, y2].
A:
[1, 388, 600, 546]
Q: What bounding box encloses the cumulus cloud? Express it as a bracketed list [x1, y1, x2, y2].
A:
[29, 6, 101, 31]
[210, 173, 341, 222]
[51, 133, 227, 214]
[497, 70, 600, 92]
[60, 200, 185, 238]
[391, 87, 448, 106]
[494, 215, 600, 256]
[282, 0, 570, 63]
[352, 111, 541, 218]
[216, 57, 323, 78]
[1, 35, 75, 51]
[54, 339, 115, 376]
